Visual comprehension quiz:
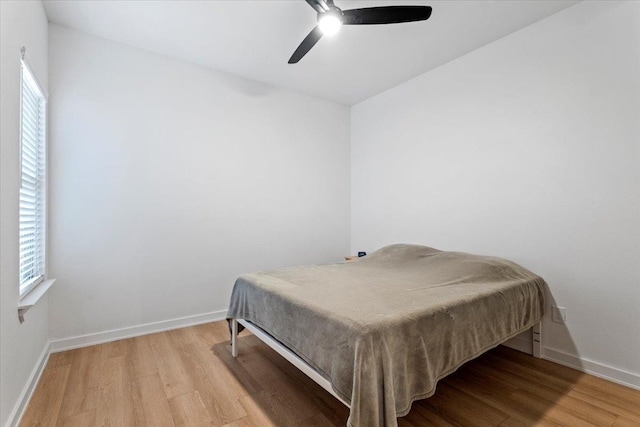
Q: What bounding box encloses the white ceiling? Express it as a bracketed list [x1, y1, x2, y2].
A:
[43, 0, 578, 105]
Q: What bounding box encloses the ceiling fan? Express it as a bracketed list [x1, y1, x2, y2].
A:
[289, 0, 433, 64]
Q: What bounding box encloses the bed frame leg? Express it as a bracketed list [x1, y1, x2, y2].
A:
[533, 322, 542, 358]
[231, 318, 238, 358]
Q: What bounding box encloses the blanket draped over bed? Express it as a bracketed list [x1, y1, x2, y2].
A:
[227, 244, 545, 427]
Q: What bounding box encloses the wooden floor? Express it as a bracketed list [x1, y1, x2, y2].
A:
[21, 321, 640, 427]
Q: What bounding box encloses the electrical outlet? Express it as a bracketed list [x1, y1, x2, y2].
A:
[552, 306, 566, 324]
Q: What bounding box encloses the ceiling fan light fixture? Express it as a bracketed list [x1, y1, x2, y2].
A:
[318, 12, 342, 35]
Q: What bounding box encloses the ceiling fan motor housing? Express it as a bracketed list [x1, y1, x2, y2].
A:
[318, 6, 344, 24]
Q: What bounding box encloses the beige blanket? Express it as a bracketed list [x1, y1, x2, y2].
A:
[227, 244, 545, 427]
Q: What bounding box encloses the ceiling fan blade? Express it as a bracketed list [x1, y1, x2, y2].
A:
[342, 6, 432, 25]
[288, 26, 323, 64]
[305, 0, 329, 13]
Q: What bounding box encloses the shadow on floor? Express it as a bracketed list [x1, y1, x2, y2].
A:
[215, 328, 635, 427]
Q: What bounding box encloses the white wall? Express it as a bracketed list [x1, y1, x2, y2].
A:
[0, 1, 50, 425]
[351, 1, 640, 386]
[48, 25, 350, 341]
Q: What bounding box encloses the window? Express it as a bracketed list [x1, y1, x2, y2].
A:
[19, 58, 47, 296]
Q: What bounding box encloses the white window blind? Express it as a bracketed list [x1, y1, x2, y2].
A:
[19, 59, 47, 296]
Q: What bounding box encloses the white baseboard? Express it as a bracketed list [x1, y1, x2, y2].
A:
[543, 346, 640, 391]
[49, 309, 228, 353]
[6, 342, 51, 427]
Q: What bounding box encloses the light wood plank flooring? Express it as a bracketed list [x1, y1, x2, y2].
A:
[21, 320, 640, 426]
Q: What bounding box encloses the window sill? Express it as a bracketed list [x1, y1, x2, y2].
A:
[18, 278, 56, 322]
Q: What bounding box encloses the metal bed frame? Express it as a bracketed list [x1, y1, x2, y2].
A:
[230, 318, 542, 408]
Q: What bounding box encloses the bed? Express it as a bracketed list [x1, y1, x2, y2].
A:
[226, 244, 545, 427]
